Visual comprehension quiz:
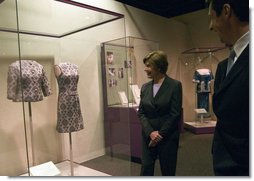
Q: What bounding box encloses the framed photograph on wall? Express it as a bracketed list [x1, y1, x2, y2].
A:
[106, 51, 114, 65]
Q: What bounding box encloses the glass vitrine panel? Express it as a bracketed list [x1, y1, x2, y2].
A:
[0, 0, 125, 176]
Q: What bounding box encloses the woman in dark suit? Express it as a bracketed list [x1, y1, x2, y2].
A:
[138, 50, 182, 176]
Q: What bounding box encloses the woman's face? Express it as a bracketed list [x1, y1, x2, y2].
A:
[144, 62, 160, 79]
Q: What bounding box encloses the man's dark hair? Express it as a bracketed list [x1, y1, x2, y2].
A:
[207, 0, 249, 22]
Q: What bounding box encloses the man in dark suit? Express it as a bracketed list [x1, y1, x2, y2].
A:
[207, 0, 249, 176]
[138, 50, 182, 176]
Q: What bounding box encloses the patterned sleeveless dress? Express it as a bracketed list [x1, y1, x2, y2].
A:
[56, 63, 84, 133]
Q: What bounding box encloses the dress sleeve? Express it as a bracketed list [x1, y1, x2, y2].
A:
[7, 64, 19, 100]
[40, 67, 51, 97]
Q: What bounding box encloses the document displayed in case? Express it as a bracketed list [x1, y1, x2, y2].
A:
[29, 161, 61, 176]
[118, 91, 128, 105]
[130, 84, 140, 105]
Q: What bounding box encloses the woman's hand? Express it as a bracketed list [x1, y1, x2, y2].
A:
[149, 131, 163, 147]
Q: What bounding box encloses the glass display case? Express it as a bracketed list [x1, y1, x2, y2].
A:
[0, 0, 125, 176]
[101, 36, 158, 162]
[178, 47, 227, 134]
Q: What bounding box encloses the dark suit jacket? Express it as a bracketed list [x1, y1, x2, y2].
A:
[212, 45, 249, 175]
[138, 76, 182, 141]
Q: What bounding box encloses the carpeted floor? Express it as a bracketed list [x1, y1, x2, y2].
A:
[81, 130, 214, 176]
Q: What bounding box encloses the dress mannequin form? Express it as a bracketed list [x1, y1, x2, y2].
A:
[193, 68, 214, 117]
[54, 63, 83, 176]
[7, 60, 51, 170]
[54, 65, 61, 77]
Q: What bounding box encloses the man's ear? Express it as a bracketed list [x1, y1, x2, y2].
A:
[223, 4, 233, 19]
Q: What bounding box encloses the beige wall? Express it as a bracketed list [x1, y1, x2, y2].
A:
[0, 0, 231, 175]
[110, 2, 230, 121]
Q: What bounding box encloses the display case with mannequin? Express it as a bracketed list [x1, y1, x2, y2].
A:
[0, 0, 125, 176]
[179, 47, 227, 134]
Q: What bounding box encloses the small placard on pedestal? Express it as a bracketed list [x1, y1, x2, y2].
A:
[194, 108, 208, 124]
[194, 108, 207, 114]
[184, 108, 216, 134]
[29, 161, 61, 176]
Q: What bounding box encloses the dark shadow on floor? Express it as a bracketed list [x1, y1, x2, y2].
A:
[80, 130, 214, 176]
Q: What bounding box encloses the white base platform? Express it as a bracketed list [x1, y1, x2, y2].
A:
[185, 121, 216, 127]
[21, 160, 111, 176]
[184, 120, 216, 134]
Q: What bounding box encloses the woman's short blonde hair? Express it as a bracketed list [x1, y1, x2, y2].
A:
[143, 50, 168, 74]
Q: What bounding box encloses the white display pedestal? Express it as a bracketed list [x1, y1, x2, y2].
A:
[184, 108, 216, 134]
[184, 120, 216, 134]
[29, 161, 61, 176]
[21, 161, 111, 176]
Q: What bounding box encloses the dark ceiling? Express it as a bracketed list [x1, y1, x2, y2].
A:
[115, 0, 207, 18]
